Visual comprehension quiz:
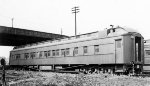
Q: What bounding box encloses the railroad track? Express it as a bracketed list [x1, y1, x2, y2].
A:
[1, 69, 150, 84]
[0, 70, 28, 84]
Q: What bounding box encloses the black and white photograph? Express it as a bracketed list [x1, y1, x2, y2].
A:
[0, 0, 150, 86]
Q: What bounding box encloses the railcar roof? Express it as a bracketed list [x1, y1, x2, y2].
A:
[121, 26, 139, 33]
[144, 42, 150, 49]
[145, 39, 150, 43]
[12, 26, 141, 51]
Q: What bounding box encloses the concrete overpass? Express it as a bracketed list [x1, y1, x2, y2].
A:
[0, 26, 68, 46]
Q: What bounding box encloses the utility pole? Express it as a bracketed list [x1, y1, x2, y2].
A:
[72, 6, 80, 37]
[12, 18, 14, 28]
[61, 28, 63, 35]
[60, 28, 63, 39]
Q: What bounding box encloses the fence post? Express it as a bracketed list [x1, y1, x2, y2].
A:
[1, 58, 6, 86]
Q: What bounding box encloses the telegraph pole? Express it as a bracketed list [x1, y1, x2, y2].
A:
[61, 28, 63, 35]
[72, 6, 80, 37]
[12, 18, 14, 28]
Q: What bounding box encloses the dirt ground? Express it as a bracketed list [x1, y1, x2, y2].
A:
[1, 70, 150, 86]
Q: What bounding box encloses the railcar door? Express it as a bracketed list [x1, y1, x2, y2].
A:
[115, 39, 123, 63]
[135, 37, 141, 62]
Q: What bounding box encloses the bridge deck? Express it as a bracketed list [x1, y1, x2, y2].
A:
[0, 26, 68, 46]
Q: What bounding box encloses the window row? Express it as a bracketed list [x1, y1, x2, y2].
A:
[11, 45, 100, 59]
[145, 50, 150, 56]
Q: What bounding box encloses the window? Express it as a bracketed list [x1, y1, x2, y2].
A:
[56, 49, 59, 56]
[116, 40, 121, 48]
[30, 52, 33, 59]
[73, 47, 78, 56]
[61, 49, 65, 57]
[83, 46, 88, 54]
[94, 45, 99, 53]
[44, 51, 48, 57]
[11, 55, 14, 59]
[30, 52, 36, 59]
[11, 54, 15, 59]
[35, 52, 38, 58]
[39, 51, 43, 58]
[52, 50, 56, 56]
[66, 48, 70, 55]
[36, 52, 40, 58]
[146, 50, 150, 56]
[48, 50, 51, 56]
[33, 52, 36, 58]
[24, 53, 29, 59]
[16, 54, 20, 59]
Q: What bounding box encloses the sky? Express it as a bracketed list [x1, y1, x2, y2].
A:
[0, 0, 150, 58]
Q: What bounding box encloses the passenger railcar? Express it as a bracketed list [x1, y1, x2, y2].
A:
[9, 26, 144, 73]
[143, 40, 150, 73]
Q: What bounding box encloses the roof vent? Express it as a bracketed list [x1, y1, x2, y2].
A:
[110, 25, 114, 29]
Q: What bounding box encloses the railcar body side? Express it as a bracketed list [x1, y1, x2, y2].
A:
[143, 40, 150, 73]
[9, 26, 144, 73]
